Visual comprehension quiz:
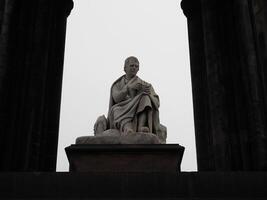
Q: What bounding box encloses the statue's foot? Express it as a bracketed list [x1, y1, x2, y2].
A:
[123, 127, 134, 135]
[140, 126, 150, 133]
[123, 122, 134, 135]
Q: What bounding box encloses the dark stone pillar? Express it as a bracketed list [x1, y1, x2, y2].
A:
[181, 0, 215, 170]
[181, 0, 267, 170]
[0, 0, 73, 171]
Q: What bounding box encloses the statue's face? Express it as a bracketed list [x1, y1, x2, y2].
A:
[125, 59, 139, 78]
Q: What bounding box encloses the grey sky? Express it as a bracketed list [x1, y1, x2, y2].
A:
[57, 0, 197, 171]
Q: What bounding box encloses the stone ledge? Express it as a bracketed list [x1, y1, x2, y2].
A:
[0, 172, 267, 199]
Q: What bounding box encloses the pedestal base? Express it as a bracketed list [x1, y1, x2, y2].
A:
[65, 144, 184, 172]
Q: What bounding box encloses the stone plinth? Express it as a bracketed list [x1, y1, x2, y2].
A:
[65, 144, 184, 172]
[76, 132, 162, 144]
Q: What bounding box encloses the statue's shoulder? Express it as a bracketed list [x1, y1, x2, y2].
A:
[111, 75, 125, 89]
[113, 75, 125, 84]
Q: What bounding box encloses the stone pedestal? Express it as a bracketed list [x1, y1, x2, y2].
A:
[65, 144, 184, 172]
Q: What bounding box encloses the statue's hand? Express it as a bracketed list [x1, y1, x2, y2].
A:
[127, 81, 142, 91]
[127, 79, 151, 94]
[141, 84, 151, 94]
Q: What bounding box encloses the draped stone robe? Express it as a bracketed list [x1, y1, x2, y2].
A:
[108, 75, 167, 143]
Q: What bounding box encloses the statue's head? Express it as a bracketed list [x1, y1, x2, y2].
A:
[124, 56, 139, 78]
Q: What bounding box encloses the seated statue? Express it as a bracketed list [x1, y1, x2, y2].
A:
[93, 56, 167, 143]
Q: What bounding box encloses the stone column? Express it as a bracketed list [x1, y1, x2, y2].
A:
[181, 0, 267, 170]
[181, 0, 216, 170]
[0, 0, 73, 171]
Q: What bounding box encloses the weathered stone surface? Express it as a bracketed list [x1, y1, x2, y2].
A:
[92, 56, 167, 144]
[76, 131, 162, 144]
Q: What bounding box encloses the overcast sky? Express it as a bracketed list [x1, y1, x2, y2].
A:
[56, 0, 197, 171]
